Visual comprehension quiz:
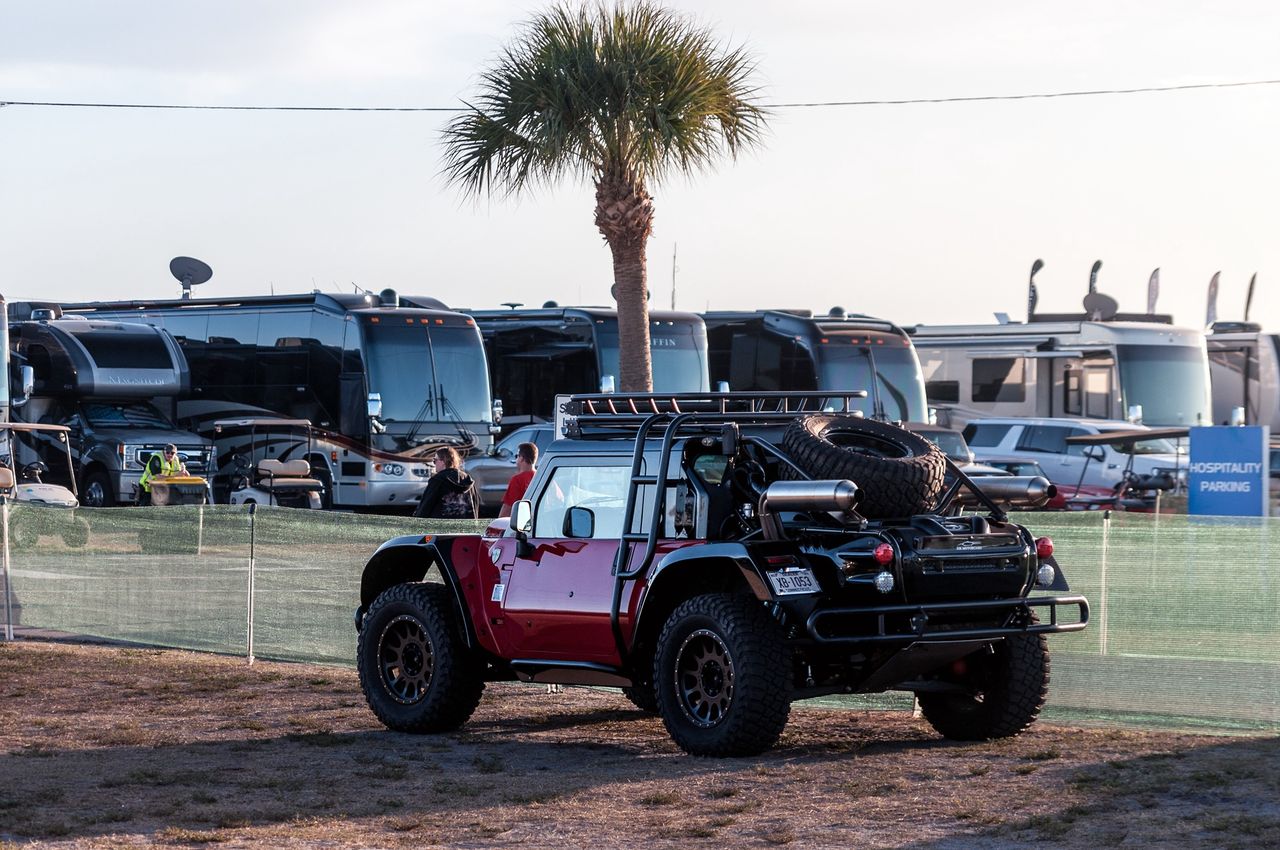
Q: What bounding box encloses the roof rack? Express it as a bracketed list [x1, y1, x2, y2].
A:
[561, 391, 869, 439]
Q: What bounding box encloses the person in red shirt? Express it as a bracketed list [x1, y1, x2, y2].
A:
[499, 442, 538, 518]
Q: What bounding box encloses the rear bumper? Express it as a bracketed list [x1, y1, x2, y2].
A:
[805, 594, 1089, 644]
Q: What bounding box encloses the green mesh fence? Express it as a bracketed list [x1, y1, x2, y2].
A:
[2, 504, 1277, 733]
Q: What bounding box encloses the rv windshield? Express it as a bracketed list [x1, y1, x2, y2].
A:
[1116, 345, 1210, 427]
[81, 402, 175, 429]
[363, 321, 491, 424]
[817, 335, 927, 421]
[596, 321, 708, 392]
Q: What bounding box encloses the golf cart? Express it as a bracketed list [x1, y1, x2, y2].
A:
[0, 422, 89, 548]
[1063, 427, 1187, 512]
[214, 418, 325, 509]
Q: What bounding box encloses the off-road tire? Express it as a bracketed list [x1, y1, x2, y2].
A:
[782, 415, 946, 519]
[357, 582, 484, 733]
[82, 470, 116, 508]
[621, 684, 659, 715]
[654, 593, 791, 757]
[917, 630, 1050, 741]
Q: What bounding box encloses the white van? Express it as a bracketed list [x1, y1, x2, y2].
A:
[962, 417, 1186, 495]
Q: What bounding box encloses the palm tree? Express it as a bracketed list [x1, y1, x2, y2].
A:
[442, 2, 766, 391]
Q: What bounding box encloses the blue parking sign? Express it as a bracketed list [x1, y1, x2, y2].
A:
[1188, 426, 1270, 516]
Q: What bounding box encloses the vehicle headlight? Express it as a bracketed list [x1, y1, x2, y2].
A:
[374, 462, 404, 477]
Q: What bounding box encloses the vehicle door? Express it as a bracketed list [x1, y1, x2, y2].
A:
[486, 456, 642, 663]
[1014, 425, 1093, 490]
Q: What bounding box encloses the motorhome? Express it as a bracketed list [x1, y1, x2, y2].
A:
[467, 306, 709, 428]
[908, 317, 1212, 430]
[7, 315, 214, 506]
[1205, 322, 1280, 428]
[702, 310, 928, 423]
[26, 288, 497, 512]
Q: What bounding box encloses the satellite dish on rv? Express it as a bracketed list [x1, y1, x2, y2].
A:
[169, 257, 213, 300]
[1082, 292, 1119, 321]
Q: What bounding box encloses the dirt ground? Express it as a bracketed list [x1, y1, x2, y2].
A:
[0, 639, 1277, 849]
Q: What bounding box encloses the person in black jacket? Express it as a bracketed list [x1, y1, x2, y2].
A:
[413, 447, 479, 519]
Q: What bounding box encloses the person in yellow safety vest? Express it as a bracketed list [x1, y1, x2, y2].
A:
[138, 443, 188, 506]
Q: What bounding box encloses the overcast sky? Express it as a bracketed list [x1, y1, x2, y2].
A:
[2, 1, 1277, 332]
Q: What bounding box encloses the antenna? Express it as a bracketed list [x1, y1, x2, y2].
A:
[1206, 271, 1220, 326]
[1146, 268, 1160, 315]
[1087, 260, 1102, 295]
[1027, 259, 1043, 321]
[671, 243, 678, 311]
[1245, 272, 1257, 322]
[169, 256, 213, 300]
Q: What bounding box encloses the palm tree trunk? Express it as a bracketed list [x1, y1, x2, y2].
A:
[595, 172, 654, 392]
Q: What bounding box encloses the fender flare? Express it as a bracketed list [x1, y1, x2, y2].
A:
[357, 535, 479, 650]
[630, 543, 772, 654]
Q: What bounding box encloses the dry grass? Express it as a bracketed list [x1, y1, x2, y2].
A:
[0, 639, 1277, 848]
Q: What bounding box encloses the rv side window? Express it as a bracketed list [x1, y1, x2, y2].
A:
[971, 358, 1025, 403]
[1084, 368, 1111, 419]
[926, 380, 959, 403]
[1015, 425, 1071, 455]
[1064, 370, 1082, 415]
[962, 423, 1012, 447]
[74, 332, 172, 370]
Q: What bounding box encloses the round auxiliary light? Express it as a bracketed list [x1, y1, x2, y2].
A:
[1036, 563, 1056, 587]
[873, 543, 895, 565]
[874, 571, 895, 594]
[1035, 537, 1054, 559]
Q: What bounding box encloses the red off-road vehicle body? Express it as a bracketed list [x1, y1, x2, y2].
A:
[356, 393, 1089, 756]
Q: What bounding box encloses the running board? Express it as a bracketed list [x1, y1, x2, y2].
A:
[509, 659, 632, 687]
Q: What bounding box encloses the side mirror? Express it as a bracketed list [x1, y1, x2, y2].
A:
[497, 447, 512, 460]
[563, 506, 595, 538]
[511, 499, 532, 536]
[366, 392, 383, 420]
[1085, 446, 1105, 461]
[11, 365, 34, 408]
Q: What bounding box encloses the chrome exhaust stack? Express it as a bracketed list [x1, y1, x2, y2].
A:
[758, 479, 860, 539]
[954, 476, 1058, 508]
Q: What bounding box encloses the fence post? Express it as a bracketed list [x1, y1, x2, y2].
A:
[2, 499, 12, 642]
[247, 502, 256, 666]
[1098, 509, 1110, 656]
[197, 504, 204, 556]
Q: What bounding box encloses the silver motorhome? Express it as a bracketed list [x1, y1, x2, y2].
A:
[908, 318, 1212, 430]
[1205, 322, 1280, 429]
[6, 315, 214, 506]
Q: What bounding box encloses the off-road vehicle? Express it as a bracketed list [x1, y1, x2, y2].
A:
[355, 393, 1089, 757]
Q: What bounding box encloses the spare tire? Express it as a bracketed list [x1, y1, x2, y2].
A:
[781, 415, 946, 519]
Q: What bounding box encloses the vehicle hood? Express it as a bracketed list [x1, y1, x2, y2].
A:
[88, 427, 212, 448]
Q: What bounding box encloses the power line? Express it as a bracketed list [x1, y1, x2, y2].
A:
[768, 78, 1280, 107]
[1, 77, 1277, 113]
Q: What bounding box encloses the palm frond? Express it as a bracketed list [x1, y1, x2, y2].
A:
[441, 1, 768, 197]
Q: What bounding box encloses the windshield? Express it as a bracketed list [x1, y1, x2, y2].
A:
[1116, 345, 1210, 426]
[363, 320, 491, 425]
[596, 320, 709, 392]
[81, 402, 175, 429]
[923, 430, 971, 463]
[1096, 430, 1188, 455]
[816, 333, 927, 421]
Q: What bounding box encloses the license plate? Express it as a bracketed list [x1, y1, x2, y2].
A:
[767, 567, 818, 596]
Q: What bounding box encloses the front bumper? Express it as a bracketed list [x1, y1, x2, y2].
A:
[805, 594, 1089, 644]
